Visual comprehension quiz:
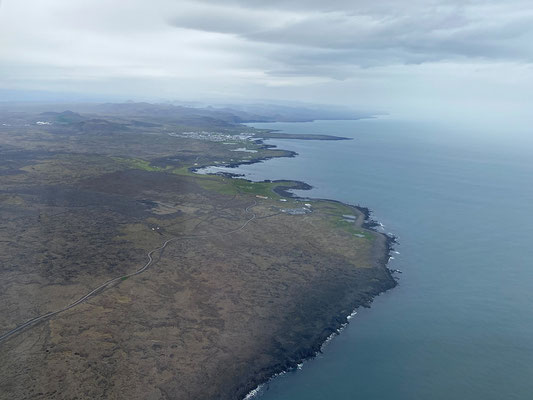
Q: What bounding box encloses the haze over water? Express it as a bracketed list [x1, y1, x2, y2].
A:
[220, 118, 533, 400]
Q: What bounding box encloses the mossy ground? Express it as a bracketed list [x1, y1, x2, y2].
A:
[0, 109, 391, 400]
[113, 156, 297, 200]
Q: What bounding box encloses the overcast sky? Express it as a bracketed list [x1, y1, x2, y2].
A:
[1, 0, 532, 123]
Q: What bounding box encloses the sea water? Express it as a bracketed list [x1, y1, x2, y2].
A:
[221, 118, 533, 400]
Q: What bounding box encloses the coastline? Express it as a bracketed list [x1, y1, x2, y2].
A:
[196, 134, 398, 400]
[0, 113, 399, 400]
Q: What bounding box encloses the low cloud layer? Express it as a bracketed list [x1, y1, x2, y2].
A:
[170, 0, 533, 73]
[1, 0, 532, 124]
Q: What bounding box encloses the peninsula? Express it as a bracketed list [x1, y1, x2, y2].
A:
[0, 103, 396, 400]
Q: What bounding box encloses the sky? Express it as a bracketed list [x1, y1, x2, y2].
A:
[1, 0, 533, 124]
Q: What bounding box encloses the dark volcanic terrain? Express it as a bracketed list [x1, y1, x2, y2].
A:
[0, 103, 395, 400]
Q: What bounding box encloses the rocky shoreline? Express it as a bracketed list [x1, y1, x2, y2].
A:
[238, 277, 397, 400]
[195, 135, 398, 400]
[236, 192, 397, 400]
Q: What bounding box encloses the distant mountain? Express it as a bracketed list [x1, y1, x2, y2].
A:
[68, 102, 371, 124]
[16, 101, 373, 134]
[208, 103, 371, 122]
[39, 110, 87, 124]
[70, 102, 241, 127]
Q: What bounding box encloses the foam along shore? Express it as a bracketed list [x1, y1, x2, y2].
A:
[191, 162, 398, 400]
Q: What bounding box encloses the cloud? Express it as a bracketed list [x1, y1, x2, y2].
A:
[0, 0, 532, 127]
[168, 0, 533, 74]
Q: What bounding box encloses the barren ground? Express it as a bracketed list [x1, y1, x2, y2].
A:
[0, 108, 395, 400]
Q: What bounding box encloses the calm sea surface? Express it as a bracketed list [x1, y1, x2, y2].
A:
[213, 118, 533, 400]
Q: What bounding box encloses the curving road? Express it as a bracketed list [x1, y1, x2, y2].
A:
[0, 200, 257, 345]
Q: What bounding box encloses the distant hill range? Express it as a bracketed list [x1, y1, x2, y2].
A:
[0, 101, 373, 136]
[194, 102, 372, 123]
[17, 101, 373, 124]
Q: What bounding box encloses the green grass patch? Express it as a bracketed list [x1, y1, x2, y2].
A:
[112, 157, 167, 172]
[330, 217, 373, 240]
[192, 174, 296, 200]
[171, 166, 197, 177]
[318, 201, 355, 217]
[114, 157, 200, 176]
[112, 157, 297, 200]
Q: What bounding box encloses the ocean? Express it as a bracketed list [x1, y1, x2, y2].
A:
[210, 118, 533, 400]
